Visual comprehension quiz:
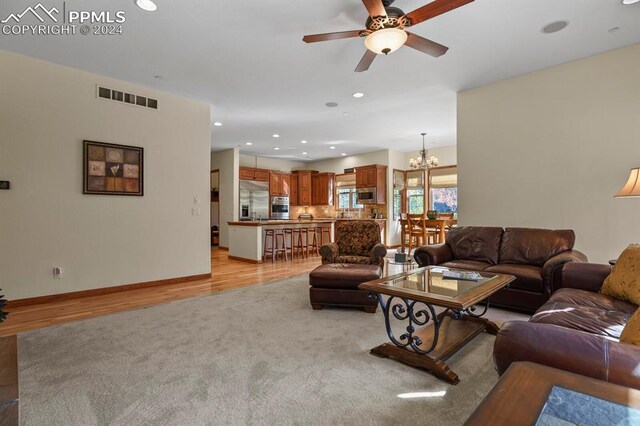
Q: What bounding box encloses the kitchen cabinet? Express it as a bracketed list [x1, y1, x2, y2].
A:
[311, 172, 335, 206]
[290, 170, 314, 206]
[239, 166, 269, 182]
[269, 172, 290, 197]
[355, 164, 387, 204]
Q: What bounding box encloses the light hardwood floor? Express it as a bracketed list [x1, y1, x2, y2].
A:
[0, 249, 328, 337]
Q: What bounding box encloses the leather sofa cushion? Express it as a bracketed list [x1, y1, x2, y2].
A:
[531, 300, 629, 339]
[440, 260, 491, 271]
[550, 288, 638, 315]
[499, 228, 575, 266]
[445, 227, 503, 265]
[486, 264, 543, 293]
[309, 263, 382, 290]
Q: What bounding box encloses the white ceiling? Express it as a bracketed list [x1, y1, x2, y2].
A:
[1, 0, 639, 162]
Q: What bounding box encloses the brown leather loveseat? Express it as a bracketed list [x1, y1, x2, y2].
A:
[494, 262, 640, 390]
[414, 227, 587, 313]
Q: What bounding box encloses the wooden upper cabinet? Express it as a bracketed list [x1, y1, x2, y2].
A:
[269, 172, 290, 197]
[355, 164, 387, 204]
[291, 170, 314, 206]
[240, 166, 269, 182]
[311, 172, 335, 206]
[239, 166, 254, 180]
[289, 174, 298, 205]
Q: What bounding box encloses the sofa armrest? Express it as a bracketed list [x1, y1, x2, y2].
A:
[494, 321, 640, 390]
[559, 262, 612, 293]
[320, 243, 339, 264]
[542, 250, 588, 295]
[413, 244, 454, 267]
[370, 243, 387, 268]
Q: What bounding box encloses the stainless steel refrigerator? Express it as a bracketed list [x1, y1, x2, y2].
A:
[239, 180, 269, 221]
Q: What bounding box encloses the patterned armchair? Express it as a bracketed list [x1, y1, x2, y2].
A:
[320, 220, 387, 267]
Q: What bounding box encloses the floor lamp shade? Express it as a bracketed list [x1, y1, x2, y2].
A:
[614, 168, 640, 198]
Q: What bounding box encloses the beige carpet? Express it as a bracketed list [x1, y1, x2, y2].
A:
[18, 275, 526, 425]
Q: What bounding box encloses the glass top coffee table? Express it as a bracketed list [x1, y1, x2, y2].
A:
[359, 266, 515, 385]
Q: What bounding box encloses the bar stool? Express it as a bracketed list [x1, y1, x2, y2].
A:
[307, 227, 320, 256]
[291, 228, 308, 259]
[263, 229, 288, 262]
[284, 228, 294, 260]
[316, 225, 332, 246]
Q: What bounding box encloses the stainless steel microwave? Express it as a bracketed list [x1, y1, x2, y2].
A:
[356, 188, 377, 204]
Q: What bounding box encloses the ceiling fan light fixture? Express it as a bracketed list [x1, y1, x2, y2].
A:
[364, 28, 408, 55]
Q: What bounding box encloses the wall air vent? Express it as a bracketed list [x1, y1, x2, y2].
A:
[96, 85, 158, 110]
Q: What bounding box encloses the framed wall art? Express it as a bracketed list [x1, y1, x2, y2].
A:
[83, 140, 144, 196]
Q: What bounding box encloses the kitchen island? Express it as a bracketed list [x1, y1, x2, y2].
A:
[227, 219, 386, 263]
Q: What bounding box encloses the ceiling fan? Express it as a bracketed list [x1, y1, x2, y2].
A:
[303, 0, 474, 72]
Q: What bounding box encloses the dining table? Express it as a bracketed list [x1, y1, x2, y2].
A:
[400, 217, 457, 253]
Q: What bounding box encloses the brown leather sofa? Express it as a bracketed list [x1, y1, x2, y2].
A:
[320, 220, 387, 268]
[414, 227, 587, 313]
[494, 262, 640, 390]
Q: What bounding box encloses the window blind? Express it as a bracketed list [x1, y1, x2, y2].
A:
[429, 167, 457, 188]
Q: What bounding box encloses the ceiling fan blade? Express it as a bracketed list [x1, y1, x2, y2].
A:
[355, 49, 377, 72]
[303, 30, 364, 43]
[404, 0, 474, 27]
[361, 0, 387, 18]
[404, 32, 449, 57]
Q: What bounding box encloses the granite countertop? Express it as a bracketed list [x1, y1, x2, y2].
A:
[228, 218, 387, 226]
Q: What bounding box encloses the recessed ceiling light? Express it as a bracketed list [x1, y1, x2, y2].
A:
[274, 147, 280, 151]
[213, 122, 222, 127]
[154, 75, 163, 80]
[352, 92, 364, 98]
[245, 142, 252, 146]
[341, 153, 347, 156]
[541, 20, 569, 34]
[135, 0, 157, 12]
[300, 140, 307, 144]
[302, 152, 308, 155]
[330, 146, 336, 150]
[272, 134, 280, 138]
[608, 26, 621, 33]
[343, 112, 349, 116]
[622, 0, 640, 4]
[325, 102, 338, 108]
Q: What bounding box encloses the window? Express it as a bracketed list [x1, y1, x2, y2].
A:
[407, 189, 425, 214]
[337, 187, 362, 210]
[335, 174, 362, 210]
[428, 166, 457, 213]
[393, 170, 404, 220]
[405, 170, 425, 215]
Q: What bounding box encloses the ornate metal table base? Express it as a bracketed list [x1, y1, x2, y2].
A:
[369, 293, 499, 385]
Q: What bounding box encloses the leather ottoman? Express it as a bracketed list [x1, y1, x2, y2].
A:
[309, 263, 383, 313]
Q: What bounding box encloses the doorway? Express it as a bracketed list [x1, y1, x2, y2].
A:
[211, 169, 220, 247]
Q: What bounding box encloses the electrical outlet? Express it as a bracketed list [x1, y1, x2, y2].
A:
[194, 197, 200, 205]
[53, 267, 62, 279]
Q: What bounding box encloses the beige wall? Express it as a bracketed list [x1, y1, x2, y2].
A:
[0, 50, 212, 300]
[239, 154, 304, 172]
[458, 44, 640, 263]
[211, 149, 239, 248]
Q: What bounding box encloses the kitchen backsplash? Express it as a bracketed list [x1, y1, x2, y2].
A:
[290, 204, 388, 220]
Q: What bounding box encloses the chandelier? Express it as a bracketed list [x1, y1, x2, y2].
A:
[409, 133, 439, 170]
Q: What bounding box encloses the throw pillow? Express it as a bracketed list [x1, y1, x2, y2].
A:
[620, 308, 640, 345]
[601, 244, 640, 305]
